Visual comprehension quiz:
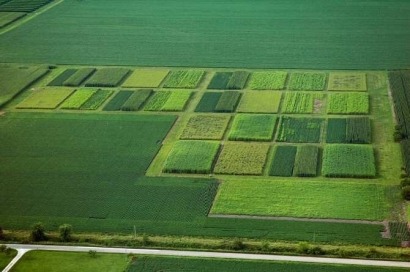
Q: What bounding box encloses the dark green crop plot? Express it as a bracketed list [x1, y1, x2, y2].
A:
[277, 117, 323, 143]
[63, 68, 96, 87]
[0, 11, 26, 28]
[120, 89, 152, 111]
[195, 92, 222, 112]
[207, 72, 233, 89]
[214, 91, 241, 112]
[102, 90, 133, 111]
[85, 68, 129, 87]
[0, 0, 53, 13]
[80, 89, 113, 110]
[326, 117, 371, 144]
[294, 145, 320, 177]
[47, 69, 77, 86]
[326, 118, 347, 143]
[269, 145, 297, 177]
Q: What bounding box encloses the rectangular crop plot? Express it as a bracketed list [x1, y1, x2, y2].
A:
[120, 89, 152, 111]
[17, 88, 73, 109]
[276, 116, 323, 143]
[328, 72, 367, 91]
[60, 89, 96, 109]
[327, 92, 369, 114]
[80, 89, 113, 110]
[163, 141, 220, 174]
[122, 69, 169, 88]
[228, 114, 277, 141]
[84, 68, 129, 87]
[102, 90, 133, 111]
[294, 145, 320, 177]
[180, 115, 230, 140]
[207, 72, 233, 89]
[281, 92, 324, 114]
[248, 71, 287, 90]
[327, 117, 372, 144]
[214, 143, 270, 175]
[237, 91, 281, 113]
[226, 71, 249, 90]
[47, 69, 77, 86]
[0, 0, 53, 12]
[322, 144, 376, 178]
[163, 70, 204, 89]
[269, 145, 297, 177]
[62, 68, 96, 87]
[288, 72, 327, 91]
[194, 92, 222, 112]
[144, 90, 192, 111]
[214, 91, 241, 112]
[0, 12, 26, 28]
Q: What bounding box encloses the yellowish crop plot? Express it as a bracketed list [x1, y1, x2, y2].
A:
[122, 69, 169, 88]
[237, 91, 282, 113]
[180, 115, 231, 140]
[328, 72, 367, 91]
[16, 88, 74, 109]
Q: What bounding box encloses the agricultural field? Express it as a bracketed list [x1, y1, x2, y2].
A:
[122, 69, 169, 88]
[16, 88, 73, 109]
[60, 89, 96, 110]
[327, 92, 369, 114]
[0, 11, 26, 28]
[180, 115, 231, 140]
[85, 68, 129, 87]
[248, 71, 287, 90]
[80, 89, 113, 110]
[281, 92, 324, 114]
[269, 145, 297, 177]
[62, 68, 96, 87]
[326, 117, 372, 144]
[293, 146, 320, 177]
[236, 91, 281, 113]
[195, 92, 222, 112]
[120, 89, 152, 111]
[214, 91, 241, 112]
[0, 0, 53, 13]
[144, 90, 192, 111]
[228, 114, 277, 141]
[328, 72, 367, 91]
[288, 73, 327, 91]
[163, 70, 204, 88]
[276, 117, 323, 143]
[48, 69, 77, 86]
[102, 90, 134, 111]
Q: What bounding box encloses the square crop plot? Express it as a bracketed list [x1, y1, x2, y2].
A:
[281, 92, 325, 114]
[207, 72, 233, 89]
[16, 88, 74, 109]
[163, 141, 220, 174]
[60, 89, 96, 109]
[328, 72, 367, 91]
[84, 68, 130, 87]
[288, 72, 327, 91]
[237, 91, 281, 113]
[228, 114, 277, 141]
[327, 92, 369, 114]
[80, 89, 113, 110]
[180, 115, 231, 140]
[163, 70, 205, 89]
[214, 143, 270, 175]
[326, 117, 371, 144]
[322, 144, 376, 178]
[122, 69, 169, 88]
[194, 92, 222, 112]
[276, 116, 323, 143]
[144, 90, 192, 111]
[248, 71, 287, 90]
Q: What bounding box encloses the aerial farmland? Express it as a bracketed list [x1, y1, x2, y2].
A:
[0, 0, 410, 271]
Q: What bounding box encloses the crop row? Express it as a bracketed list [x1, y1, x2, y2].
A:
[326, 117, 372, 144]
[0, 0, 53, 13]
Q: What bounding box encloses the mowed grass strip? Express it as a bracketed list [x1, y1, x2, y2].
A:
[163, 70, 204, 88]
[328, 72, 367, 91]
[16, 88, 74, 109]
[85, 68, 130, 87]
[294, 145, 320, 177]
[194, 92, 222, 112]
[237, 91, 281, 113]
[214, 91, 241, 112]
[276, 116, 323, 143]
[327, 92, 369, 114]
[207, 72, 233, 89]
[211, 179, 388, 220]
[163, 141, 220, 174]
[60, 89, 96, 109]
[63, 68, 96, 87]
[288, 72, 327, 91]
[214, 143, 270, 175]
[269, 145, 297, 177]
[228, 114, 277, 141]
[322, 144, 376, 178]
[180, 115, 231, 140]
[248, 71, 287, 90]
[120, 89, 152, 111]
[102, 90, 134, 111]
[80, 89, 113, 110]
[281, 92, 324, 114]
[122, 69, 169, 88]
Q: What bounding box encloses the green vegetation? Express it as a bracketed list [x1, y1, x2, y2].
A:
[248, 71, 287, 90]
[288, 72, 327, 91]
[326, 117, 372, 144]
[328, 72, 367, 91]
[207, 72, 233, 89]
[0, 247, 16, 271]
[228, 114, 277, 141]
[322, 144, 376, 178]
[282, 92, 324, 113]
[0, 0, 53, 12]
[120, 89, 152, 111]
[276, 117, 323, 143]
[80, 89, 113, 110]
[269, 145, 297, 177]
[0, 65, 48, 106]
[326, 118, 347, 143]
[85, 68, 129, 87]
[212, 179, 388, 220]
[144, 90, 192, 111]
[214, 91, 241, 112]
[11, 251, 129, 272]
[214, 143, 270, 175]
[48, 69, 77, 86]
[294, 145, 320, 177]
[195, 92, 222, 112]
[237, 91, 281, 113]
[180, 115, 230, 140]
[163, 70, 204, 88]
[16, 88, 73, 109]
[0, 11, 25, 28]
[102, 90, 133, 111]
[327, 92, 369, 114]
[226, 71, 249, 89]
[60, 89, 96, 109]
[163, 141, 220, 174]
[63, 68, 96, 87]
[122, 69, 169, 88]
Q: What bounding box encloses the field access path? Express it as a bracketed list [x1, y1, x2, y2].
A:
[3, 244, 410, 271]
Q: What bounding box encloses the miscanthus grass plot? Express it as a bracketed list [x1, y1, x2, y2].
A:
[228, 114, 277, 141]
[180, 115, 231, 140]
[214, 143, 270, 175]
[163, 70, 204, 89]
[327, 92, 369, 114]
[163, 141, 220, 174]
[248, 71, 287, 90]
[294, 145, 320, 177]
[281, 92, 325, 114]
[17, 88, 74, 109]
[288, 72, 327, 91]
[194, 92, 222, 112]
[328, 72, 367, 91]
[269, 145, 297, 177]
[60, 89, 96, 109]
[120, 89, 152, 111]
[122, 69, 169, 88]
[237, 91, 281, 113]
[214, 91, 241, 112]
[322, 144, 376, 178]
[326, 117, 372, 144]
[144, 90, 192, 111]
[85, 68, 130, 87]
[276, 116, 323, 143]
[80, 89, 113, 110]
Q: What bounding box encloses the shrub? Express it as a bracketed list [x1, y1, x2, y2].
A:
[0, 227, 4, 240]
[30, 222, 46, 242]
[402, 186, 410, 200]
[59, 224, 73, 242]
[88, 250, 97, 258]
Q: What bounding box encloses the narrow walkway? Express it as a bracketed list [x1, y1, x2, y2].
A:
[2, 248, 31, 272]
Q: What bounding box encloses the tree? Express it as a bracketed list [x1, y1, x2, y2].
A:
[59, 224, 72, 242]
[0, 227, 4, 240]
[30, 222, 46, 242]
[402, 186, 410, 200]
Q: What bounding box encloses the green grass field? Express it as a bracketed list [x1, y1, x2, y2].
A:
[0, 249, 17, 271]
[1, 1, 409, 69]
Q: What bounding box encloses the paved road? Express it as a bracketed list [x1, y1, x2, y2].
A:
[3, 243, 410, 271]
